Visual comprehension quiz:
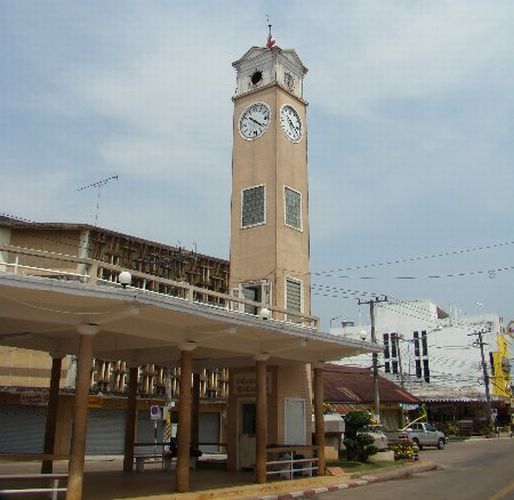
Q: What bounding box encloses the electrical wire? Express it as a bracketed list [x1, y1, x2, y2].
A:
[312, 240, 514, 276]
[3, 211, 514, 282]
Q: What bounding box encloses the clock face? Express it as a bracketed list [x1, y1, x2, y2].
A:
[280, 104, 302, 143]
[239, 102, 271, 140]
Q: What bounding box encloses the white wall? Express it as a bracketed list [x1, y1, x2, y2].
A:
[330, 300, 501, 400]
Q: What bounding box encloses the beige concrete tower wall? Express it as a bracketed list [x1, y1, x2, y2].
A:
[230, 85, 311, 313]
[230, 86, 279, 289]
[275, 87, 311, 315]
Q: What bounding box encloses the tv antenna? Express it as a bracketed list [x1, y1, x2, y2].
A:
[77, 175, 119, 226]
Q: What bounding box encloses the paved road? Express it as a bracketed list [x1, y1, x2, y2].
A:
[313, 438, 514, 500]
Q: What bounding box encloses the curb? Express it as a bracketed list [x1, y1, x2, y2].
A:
[254, 463, 439, 499]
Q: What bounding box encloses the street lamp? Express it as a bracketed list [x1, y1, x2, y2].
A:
[118, 271, 132, 288]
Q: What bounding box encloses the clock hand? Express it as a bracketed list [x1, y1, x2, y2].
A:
[287, 116, 299, 132]
[249, 117, 264, 127]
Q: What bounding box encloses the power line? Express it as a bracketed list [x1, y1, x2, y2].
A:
[312, 264, 514, 280]
[3, 211, 513, 283]
[313, 283, 500, 331]
[312, 240, 514, 276]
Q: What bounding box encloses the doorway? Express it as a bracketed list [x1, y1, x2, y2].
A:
[237, 399, 256, 469]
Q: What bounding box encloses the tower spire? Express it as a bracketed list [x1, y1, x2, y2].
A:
[265, 15, 276, 48]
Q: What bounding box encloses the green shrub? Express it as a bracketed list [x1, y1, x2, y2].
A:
[343, 411, 377, 463]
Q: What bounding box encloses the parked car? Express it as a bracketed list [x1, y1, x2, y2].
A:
[396, 422, 446, 450]
[361, 424, 389, 451]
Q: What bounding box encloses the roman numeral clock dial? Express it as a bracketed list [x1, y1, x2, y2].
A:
[239, 102, 271, 140]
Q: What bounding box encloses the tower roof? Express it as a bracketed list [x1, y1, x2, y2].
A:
[232, 46, 308, 75]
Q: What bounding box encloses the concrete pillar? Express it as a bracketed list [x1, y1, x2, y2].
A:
[42, 355, 63, 474]
[176, 342, 196, 493]
[255, 354, 269, 484]
[313, 364, 326, 475]
[66, 324, 98, 500]
[123, 365, 139, 472]
[191, 373, 200, 452]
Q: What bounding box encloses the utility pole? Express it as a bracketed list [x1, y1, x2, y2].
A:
[468, 328, 493, 426]
[358, 296, 388, 423]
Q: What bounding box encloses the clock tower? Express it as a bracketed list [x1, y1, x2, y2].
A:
[229, 44, 311, 320]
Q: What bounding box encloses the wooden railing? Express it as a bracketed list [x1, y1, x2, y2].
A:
[0, 243, 320, 329]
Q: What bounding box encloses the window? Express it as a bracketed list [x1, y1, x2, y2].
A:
[242, 403, 256, 435]
[421, 331, 428, 356]
[285, 278, 302, 322]
[241, 185, 265, 228]
[239, 280, 271, 315]
[384, 361, 391, 373]
[413, 331, 420, 357]
[392, 360, 398, 374]
[241, 285, 260, 315]
[423, 359, 430, 383]
[390, 333, 398, 357]
[284, 186, 302, 230]
[383, 333, 390, 358]
[415, 359, 422, 378]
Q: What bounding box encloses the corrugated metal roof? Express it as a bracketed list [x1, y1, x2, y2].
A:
[325, 402, 367, 414]
[323, 364, 420, 405]
[0, 215, 229, 265]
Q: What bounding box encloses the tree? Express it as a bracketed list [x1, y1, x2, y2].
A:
[343, 411, 377, 462]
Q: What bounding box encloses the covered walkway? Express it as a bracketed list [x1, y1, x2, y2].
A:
[0, 244, 380, 499]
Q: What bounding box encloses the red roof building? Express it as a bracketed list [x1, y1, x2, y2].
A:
[323, 364, 421, 431]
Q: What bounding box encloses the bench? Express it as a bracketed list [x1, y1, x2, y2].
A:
[133, 442, 175, 472]
[134, 452, 175, 472]
[132, 442, 203, 472]
[0, 473, 68, 499]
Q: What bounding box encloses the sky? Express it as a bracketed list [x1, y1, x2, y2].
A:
[1, 1, 513, 331]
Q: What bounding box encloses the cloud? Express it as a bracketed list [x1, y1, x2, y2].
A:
[298, 1, 514, 116]
[1, 1, 513, 325]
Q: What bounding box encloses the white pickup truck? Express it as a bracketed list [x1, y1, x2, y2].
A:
[399, 422, 446, 449]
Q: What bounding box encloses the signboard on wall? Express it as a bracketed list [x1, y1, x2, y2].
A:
[150, 405, 162, 420]
[19, 391, 48, 406]
[232, 372, 272, 396]
[88, 396, 103, 408]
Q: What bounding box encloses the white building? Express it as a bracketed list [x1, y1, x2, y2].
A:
[331, 300, 507, 402]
